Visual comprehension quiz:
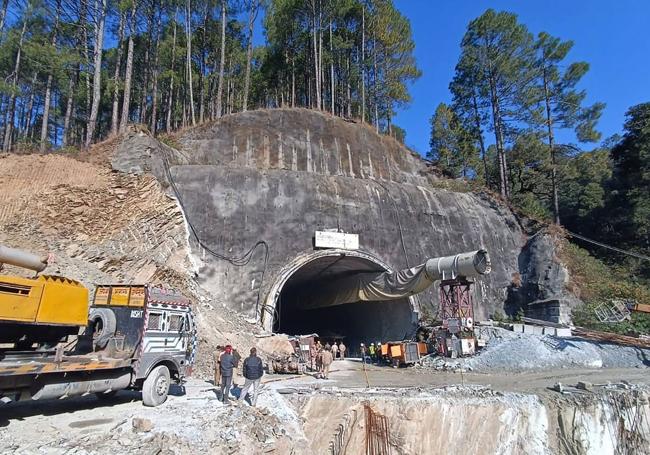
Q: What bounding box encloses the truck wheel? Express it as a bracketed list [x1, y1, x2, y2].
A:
[88, 308, 116, 350]
[142, 365, 170, 407]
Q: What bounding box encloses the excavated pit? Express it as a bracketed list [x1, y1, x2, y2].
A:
[273, 254, 417, 353]
[292, 388, 650, 455]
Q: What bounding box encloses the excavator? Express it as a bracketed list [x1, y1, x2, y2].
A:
[0, 244, 196, 407]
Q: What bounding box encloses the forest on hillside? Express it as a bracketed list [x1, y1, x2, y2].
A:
[427, 10, 649, 289]
[0, 2, 648, 313]
[0, 0, 418, 151]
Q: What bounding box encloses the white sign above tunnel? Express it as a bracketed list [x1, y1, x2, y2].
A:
[314, 231, 359, 250]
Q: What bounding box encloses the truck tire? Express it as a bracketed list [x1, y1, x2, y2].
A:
[88, 308, 116, 350]
[142, 365, 170, 407]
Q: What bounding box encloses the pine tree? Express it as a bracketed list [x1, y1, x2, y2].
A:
[534, 31, 604, 224]
[607, 103, 650, 254]
[452, 9, 537, 199]
[428, 103, 479, 178]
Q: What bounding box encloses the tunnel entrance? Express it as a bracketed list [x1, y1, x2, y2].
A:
[270, 252, 418, 357]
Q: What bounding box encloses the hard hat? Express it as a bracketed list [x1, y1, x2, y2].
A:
[370, 343, 374, 345]
[360, 343, 365, 346]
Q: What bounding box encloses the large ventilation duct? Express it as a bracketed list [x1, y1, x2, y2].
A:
[0, 244, 49, 272]
[299, 250, 490, 310]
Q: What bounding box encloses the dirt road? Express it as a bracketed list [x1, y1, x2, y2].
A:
[301, 359, 650, 394]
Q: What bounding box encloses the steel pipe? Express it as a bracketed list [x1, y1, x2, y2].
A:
[30, 372, 132, 401]
[424, 249, 491, 281]
[0, 244, 48, 272]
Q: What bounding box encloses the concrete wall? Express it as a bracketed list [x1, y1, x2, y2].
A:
[112, 109, 564, 324]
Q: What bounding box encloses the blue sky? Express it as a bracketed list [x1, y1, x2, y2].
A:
[392, 0, 650, 154]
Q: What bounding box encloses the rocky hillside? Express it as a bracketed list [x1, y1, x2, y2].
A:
[111, 108, 577, 324]
[0, 109, 580, 365]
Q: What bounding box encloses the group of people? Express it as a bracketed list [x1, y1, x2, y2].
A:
[310, 340, 347, 379]
[215, 345, 264, 406]
[360, 342, 382, 364]
[215, 339, 364, 403]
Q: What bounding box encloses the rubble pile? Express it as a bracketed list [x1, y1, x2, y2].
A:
[417, 326, 650, 373]
[0, 383, 305, 455]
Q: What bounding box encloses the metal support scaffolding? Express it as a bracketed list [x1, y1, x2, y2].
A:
[329, 408, 359, 455]
[364, 403, 391, 455]
[435, 278, 476, 358]
[439, 278, 474, 327]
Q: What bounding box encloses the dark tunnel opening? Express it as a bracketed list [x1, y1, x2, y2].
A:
[273, 255, 417, 357]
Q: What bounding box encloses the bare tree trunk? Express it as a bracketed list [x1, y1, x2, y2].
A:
[346, 55, 351, 117]
[139, 5, 154, 125]
[40, 0, 60, 151]
[373, 34, 378, 133]
[3, 19, 27, 151]
[166, 7, 178, 132]
[471, 90, 489, 187]
[150, 4, 161, 134]
[185, 0, 196, 125]
[120, 3, 136, 133]
[198, 3, 208, 123]
[329, 18, 334, 115]
[173, 82, 180, 129]
[226, 56, 233, 114]
[243, 0, 258, 112]
[110, 10, 125, 136]
[311, 1, 321, 110]
[81, 0, 91, 137]
[63, 0, 86, 146]
[0, 0, 9, 32]
[24, 72, 38, 139]
[361, 5, 365, 123]
[488, 75, 509, 199]
[63, 74, 75, 146]
[216, 1, 226, 118]
[291, 56, 295, 108]
[85, 0, 107, 147]
[318, 4, 323, 110]
[543, 69, 560, 224]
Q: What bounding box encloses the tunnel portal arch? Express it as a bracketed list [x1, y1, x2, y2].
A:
[263, 249, 420, 353]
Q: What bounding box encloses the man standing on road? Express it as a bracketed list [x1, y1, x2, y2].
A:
[331, 341, 339, 360]
[218, 345, 237, 404]
[339, 341, 346, 360]
[320, 346, 333, 379]
[239, 347, 264, 406]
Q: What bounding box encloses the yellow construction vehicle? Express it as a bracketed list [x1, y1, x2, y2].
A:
[0, 244, 196, 407]
[0, 244, 88, 348]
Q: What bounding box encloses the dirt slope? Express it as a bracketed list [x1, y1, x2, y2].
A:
[0, 144, 268, 379]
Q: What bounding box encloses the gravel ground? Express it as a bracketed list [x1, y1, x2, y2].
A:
[0, 379, 304, 455]
[419, 326, 650, 373]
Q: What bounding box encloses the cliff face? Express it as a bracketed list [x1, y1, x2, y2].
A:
[112, 109, 566, 328]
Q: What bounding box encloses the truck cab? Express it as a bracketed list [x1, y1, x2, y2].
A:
[84, 284, 197, 406]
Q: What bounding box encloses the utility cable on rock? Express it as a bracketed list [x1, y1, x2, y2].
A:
[160, 150, 269, 319]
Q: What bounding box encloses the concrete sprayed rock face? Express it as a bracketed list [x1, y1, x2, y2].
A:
[113, 109, 562, 340]
[506, 232, 581, 324]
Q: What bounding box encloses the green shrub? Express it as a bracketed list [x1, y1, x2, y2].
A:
[561, 241, 650, 335]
